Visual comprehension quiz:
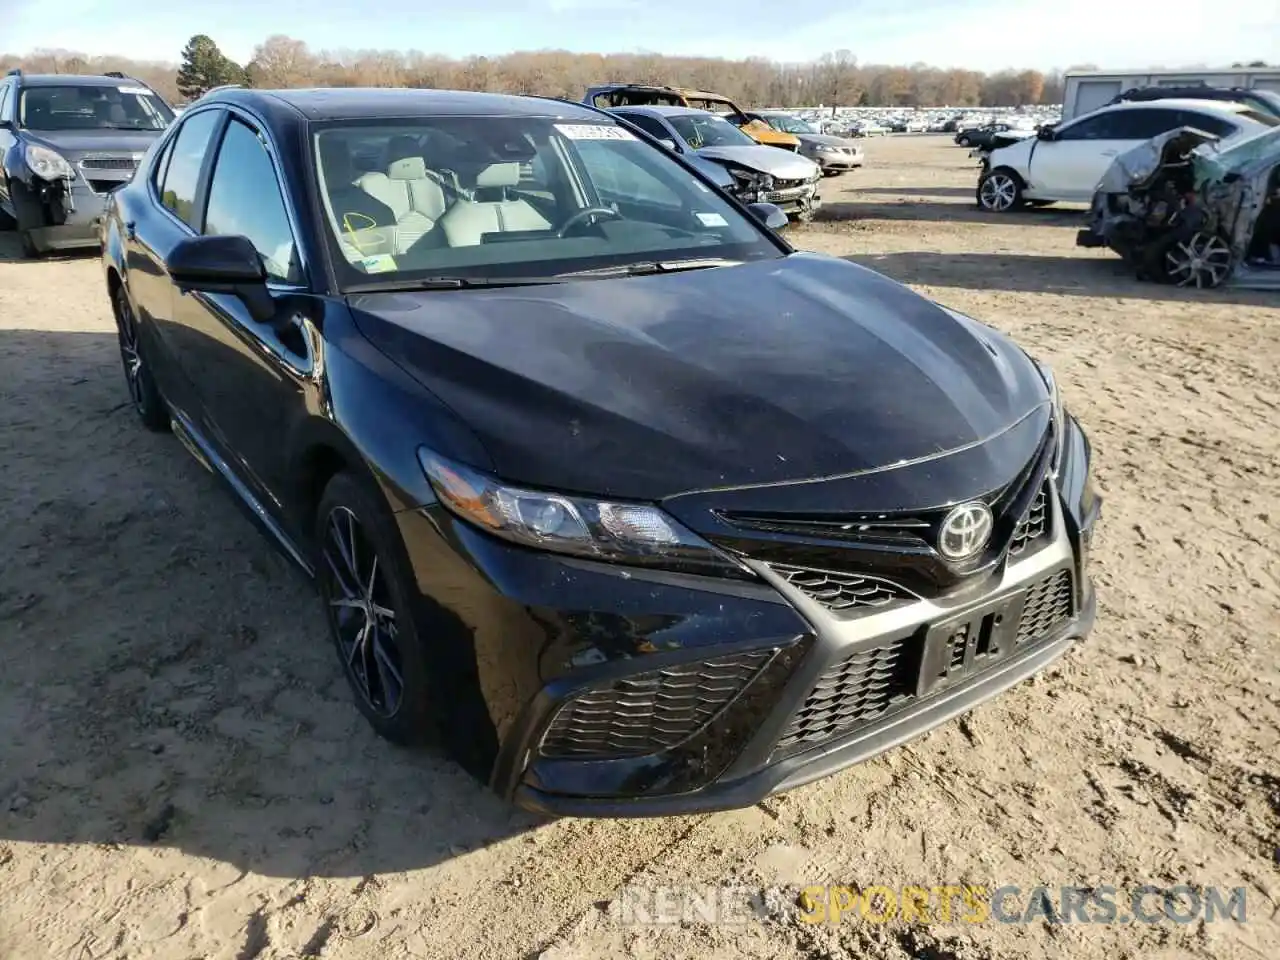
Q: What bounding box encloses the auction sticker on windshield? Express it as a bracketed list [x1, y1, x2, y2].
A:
[696, 212, 729, 227]
[118, 86, 152, 95]
[555, 124, 636, 141]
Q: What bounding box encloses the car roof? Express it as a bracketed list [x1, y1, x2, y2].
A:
[610, 104, 714, 118]
[592, 83, 728, 101]
[1098, 98, 1253, 116]
[11, 73, 152, 88]
[206, 87, 606, 122]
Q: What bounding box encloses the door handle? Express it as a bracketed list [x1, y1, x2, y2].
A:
[1100, 150, 1117, 157]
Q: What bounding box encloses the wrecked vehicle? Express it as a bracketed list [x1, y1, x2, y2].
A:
[607, 105, 823, 221]
[752, 111, 864, 176]
[1078, 127, 1280, 289]
[0, 69, 174, 257]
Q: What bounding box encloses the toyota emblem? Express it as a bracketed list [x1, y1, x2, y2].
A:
[938, 502, 994, 560]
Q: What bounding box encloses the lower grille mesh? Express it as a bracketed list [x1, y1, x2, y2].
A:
[1016, 569, 1073, 644]
[776, 568, 1075, 754]
[540, 649, 775, 759]
[774, 641, 912, 751]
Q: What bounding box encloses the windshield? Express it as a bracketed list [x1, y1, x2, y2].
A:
[667, 114, 756, 149]
[766, 115, 816, 134]
[313, 116, 779, 289]
[19, 84, 173, 131]
[1238, 109, 1280, 128]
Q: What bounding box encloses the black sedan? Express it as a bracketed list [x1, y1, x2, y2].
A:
[101, 87, 1100, 817]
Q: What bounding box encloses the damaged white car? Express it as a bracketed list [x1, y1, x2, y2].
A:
[1077, 127, 1280, 289]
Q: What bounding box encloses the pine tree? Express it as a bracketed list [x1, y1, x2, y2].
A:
[176, 35, 243, 101]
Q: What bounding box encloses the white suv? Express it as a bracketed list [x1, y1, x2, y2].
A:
[976, 99, 1276, 212]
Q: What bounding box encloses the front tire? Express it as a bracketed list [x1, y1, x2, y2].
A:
[1154, 232, 1233, 288]
[113, 284, 169, 431]
[315, 472, 440, 747]
[977, 168, 1024, 213]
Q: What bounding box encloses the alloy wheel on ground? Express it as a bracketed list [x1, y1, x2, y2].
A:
[1162, 232, 1233, 288]
[113, 287, 167, 429]
[978, 171, 1020, 212]
[320, 505, 406, 719]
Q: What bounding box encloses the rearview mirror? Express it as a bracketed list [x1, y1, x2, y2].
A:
[746, 202, 789, 232]
[165, 234, 276, 324]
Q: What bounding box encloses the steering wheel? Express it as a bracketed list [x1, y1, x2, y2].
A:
[557, 206, 622, 238]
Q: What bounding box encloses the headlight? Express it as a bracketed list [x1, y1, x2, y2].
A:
[419, 450, 745, 577]
[24, 143, 75, 180]
[728, 168, 773, 199]
[1035, 361, 1067, 477]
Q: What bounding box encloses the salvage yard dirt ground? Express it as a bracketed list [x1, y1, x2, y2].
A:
[1, 135, 1278, 960]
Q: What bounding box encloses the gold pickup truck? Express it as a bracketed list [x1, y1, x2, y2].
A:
[582, 83, 801, 151]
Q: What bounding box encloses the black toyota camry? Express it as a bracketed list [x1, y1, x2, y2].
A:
[101, 87, 1100, 816]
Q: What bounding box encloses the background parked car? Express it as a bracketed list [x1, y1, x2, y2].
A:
[0, 68, 174, 256]
[608, 105, 822, 220]
[752, 111, 863, 176]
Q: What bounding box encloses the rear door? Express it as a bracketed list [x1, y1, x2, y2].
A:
[130, 106, 224, 415]
[1030, 108, 1181, 200]
[167, 111, 313, 519]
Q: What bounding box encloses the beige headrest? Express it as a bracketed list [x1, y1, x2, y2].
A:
[388, 156, 427, 181]
[475, 162, 520, 188]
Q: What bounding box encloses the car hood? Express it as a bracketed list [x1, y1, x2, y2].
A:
[989, 137, 1034, 164]
[346, 253, 1048, 502]
[799, 133, 860, 149]
[694, 145, 818, 179]
[21, 128, 163, 159]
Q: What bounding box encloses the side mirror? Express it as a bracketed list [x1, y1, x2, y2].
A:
[658, 138, 678, 151]
[746, 202, 789, 232]
[166, 234, 276, 324]
[1037, 126, 1057, 141]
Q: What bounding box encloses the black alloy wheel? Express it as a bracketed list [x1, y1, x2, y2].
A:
[321, 503, 405, 719]
[113, 285, 168, 430]
[314, 472, 439, 746]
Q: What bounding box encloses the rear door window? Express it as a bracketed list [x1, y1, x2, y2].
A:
[158, 108, 222, 227]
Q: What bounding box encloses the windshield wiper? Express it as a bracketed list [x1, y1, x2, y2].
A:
[345, 276, 566, 294]
[557, 258, 741, 279]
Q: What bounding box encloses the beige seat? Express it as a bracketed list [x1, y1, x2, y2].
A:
[353, 137, 448, 254]
[317, 137, 399, 261]
[436, 162, 551, 247]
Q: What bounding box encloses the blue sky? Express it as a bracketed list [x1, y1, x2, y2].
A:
[4, 0, 1278, 72]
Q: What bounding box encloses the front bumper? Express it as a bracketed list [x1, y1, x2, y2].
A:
[392, 421, 1101, 818]
[813, 152, 863, 172]
[21, 179, 110, 251]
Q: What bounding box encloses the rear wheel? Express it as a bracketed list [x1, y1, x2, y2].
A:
[977, 168, 1024, 213]
[113, 284, 169, 431]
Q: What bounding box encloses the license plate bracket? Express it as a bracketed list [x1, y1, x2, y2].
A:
[916, 590, 1027, 698]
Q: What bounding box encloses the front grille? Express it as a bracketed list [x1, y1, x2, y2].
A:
[79, 155, 139, 171]
[540, 648, 776, 759]
[769, 562, 912, 612]
[1008, 486, 1050, 557]
[770, 177, 809, 192]
[775, 641, 914, 751]
[1016, 569, 1073, 644]
[774, 568, 1074, 755]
